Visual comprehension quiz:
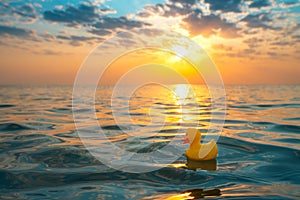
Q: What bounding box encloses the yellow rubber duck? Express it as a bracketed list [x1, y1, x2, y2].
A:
[183, 128, 218, 161]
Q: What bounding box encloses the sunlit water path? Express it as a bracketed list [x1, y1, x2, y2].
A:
[0, 85, 299, 199]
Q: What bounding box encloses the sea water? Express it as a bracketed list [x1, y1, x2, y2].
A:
[0, 85, 299, 199]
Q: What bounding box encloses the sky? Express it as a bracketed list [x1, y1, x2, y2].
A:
[0, 0, 299, 85]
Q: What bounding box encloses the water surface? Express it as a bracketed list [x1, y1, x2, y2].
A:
[0, 85, 299, 199]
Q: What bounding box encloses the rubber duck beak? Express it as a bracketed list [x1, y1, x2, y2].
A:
[183, 137, 190, 144]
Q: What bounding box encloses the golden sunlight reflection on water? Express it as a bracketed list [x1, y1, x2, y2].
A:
[94, 84, 210, 144]
[0, 85, 299, 199]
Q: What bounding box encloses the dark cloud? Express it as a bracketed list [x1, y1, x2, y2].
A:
[138, 1, 242, 38]
[138, 3, 189, 18]
[282, 0, 298, 5]
[244, 37, 265, 48]
[212, 44, 233, 51]
[271, 41, 293, 46]
[138, 2, 241, 38]
[43, 2, 106, 26]
[267, 51, 288, 57]
[15, 4, 37, 20]
[56, 34, 102, 46]
[183, 12, 241, 38]
[205, 0, 244, 12]
[40, 49, 63, 55]
[56, 34, 99, 41]
[241, 13, 280, 30]
[88, 28, 112, 36]
[88, 16, 150, 37]
[0, 2, 10, 16]
[92, 16, 149, 30]
[168, 0, 197, 6]
[249, 0, 271, 8]
[0, 2, 38, 23]
[0, 25, 34, 38]
[44, 2, 149, 38]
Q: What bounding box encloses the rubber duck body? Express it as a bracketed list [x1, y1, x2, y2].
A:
[184, 128, 218, 161]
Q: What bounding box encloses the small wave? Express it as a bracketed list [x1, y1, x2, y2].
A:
[184, 103, 199, 107]
[228, 105, 251, 109]
[74, 108, 95, 113]
[29, 147, 102, 168]
[135, 142, 168, 153]
[154, 102, 175, 107]
[254, 103, 300, 109]
[26, 122, 55, 130]
[0, 104, 15, 108]
[129, 112, 146, 116]
[147, 135, 175, 140]
[1, 135, 64, 152]
[0, 123, 32, 131]
[157, 128, 183, 133]
[237, 132, 265, 139]
[224, 125, 250, 130]
[163, 111, 181, 115]
[101, 125, 132, 131]
[283, 117, 300, 121]
[251, 121, 274, 125]
[14, 133, 46, 140]
[32, 98, 52, 101]
[199, 119, 226, 124]
[225, 119, 247, 124]
[290, 97, 300, 101]
[271, 124, 300, 133]
[54, 131, 76, 138]
[218, 136, 259, 153]
[47, 107, 72, 114]
[274, 138, 300, 144]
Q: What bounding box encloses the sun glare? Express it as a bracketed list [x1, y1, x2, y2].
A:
[168, 45, 191, 63]
[172, 45, 190, 57]
[174, 84, 190, 100]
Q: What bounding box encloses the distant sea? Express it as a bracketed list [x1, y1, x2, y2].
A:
[0, 85, 299, 199]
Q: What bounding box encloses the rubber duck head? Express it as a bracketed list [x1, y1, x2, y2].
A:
[184, 128, 218, 161]
[183, 128, 201, 144]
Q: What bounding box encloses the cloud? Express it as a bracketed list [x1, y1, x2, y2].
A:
[212, 44, 234, 51]
[183, 11, 241, 38]
[138, 0, 209, 18]
[249, 0, 271, 8]
[15, 4, 38, 22]
[56, 34, 102, 46]
[138, 3, 189, 18]
[244, 37, 265, 48]
[43, 2, 149, 38]
[86, 16, 150, 37]
[43, 2, 111, 26]
[57, 35, 96, 42]
[88, 28, 112, 36]
[39, 49, 63, 55]
[241, 13, 280, 30]
[0, 25, 34, 38]
[0, 2, 10, 16]
[168, 0, 197, 6]
[271, 41, 293, 46]
[280, 0, 299, 5]
[204, 0, 243, 12]
[0, 2, 38, 23]
[91, 16, 150, 31]
[137, 1, 241, 38]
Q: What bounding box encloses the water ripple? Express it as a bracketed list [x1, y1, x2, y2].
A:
[0, 85, 299, 199]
